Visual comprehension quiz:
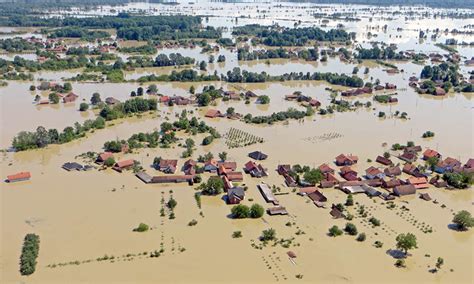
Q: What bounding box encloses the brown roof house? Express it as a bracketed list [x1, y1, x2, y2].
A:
[157, 159, 178, 174]
[376, 155, 393, 166]
[63, 92, 78, 103]
[205, 109, 222, 118]
[113, 159, 135, 172]
[365, 166, 385, 179]
[384, 165, 402, 177]
[393, 184, 416, 196]
[335, 154, 358, 166]
[318, 163, 335, 174]
[96, 152, 114, 164]
[423, 149, 441, 160]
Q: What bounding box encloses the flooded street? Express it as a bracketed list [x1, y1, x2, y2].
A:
[0, 1, 473, 283]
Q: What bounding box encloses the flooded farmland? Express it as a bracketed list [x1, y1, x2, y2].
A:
[0, 1, 473, 283]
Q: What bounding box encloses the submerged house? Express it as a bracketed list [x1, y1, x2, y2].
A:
[340, 166, 359, 181]
[63, 92, 78, 103]
[376, 156, 393, 166]
[204, 159, 219, 173]
[205, 109, 222, 118]
[307, 190, 328, 203]
[113, 159, 135, 172]
[335, 154, 358, 166]
[248, 151, 268, 161]
[151, 175, 194, 184]
[157, 159, 178, 174]
[365, 166, 385, 180]
[96, 152, 114, 164]
[403, 163, 425, 178]
[258, 183, 279, 205]
[406, 177, 429, 189]
[62, 162, 84, 171]
[382, 178, 402, 189]
[399, 152, 417, 163]
[267, 206, 288, 216]
[384, 165, 402, 177]
[182, 159, 197, 175]
[244, 161, 268, 178]
[330, 204, 344, 219]
[393, 184, 416, 196]
[6, 172, 31, 183]
[318, 163, 335, 174]
[227, 187, 245, 204]
[423, 149, 441, 161]
[434, 157, 461, 174]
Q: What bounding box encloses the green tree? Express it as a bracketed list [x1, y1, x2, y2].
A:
[258, 95, 270, 104]
[49, 92, 60, 104]
[218, 151, 228, 161]
[197, 93, 211, 106]
[91, 92, 101, 105]
[250, 204, 264, 218]
[261, 228, 276, 241]
[345, 194, 354, 206]
[200, 177, 224, 195]
[199, 60, 207, 71]
[303, 168, 324, 185]
[189, 85, 195, 94]
[231, 204, 250, 218]
[104, 157, 115, 167]
[426, 156, 439, 171]
[79, 103, 89, 111]
[395, 233, 417, 256]
[167, 197, 177, 210]
[344, 223, 358, 235]
[329, 225, 343, 237]
[133, 223, 149, 232]
[452, 210, 474, 231]
[147, 84, 158, 94]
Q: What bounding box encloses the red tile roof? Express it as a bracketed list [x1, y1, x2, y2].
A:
[6, 172, 31, 182]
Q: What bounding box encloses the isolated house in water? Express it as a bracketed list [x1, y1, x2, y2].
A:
[248, 151, 268, 161]
[205, 109, 222, 118]
[6, 172, 31, 183]
[63, 92, 78, 103]
[113, 159, 135, 172]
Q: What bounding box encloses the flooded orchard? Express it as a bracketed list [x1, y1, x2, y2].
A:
[0, 1, 473, 284]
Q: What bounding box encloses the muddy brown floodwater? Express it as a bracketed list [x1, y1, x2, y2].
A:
[1, 2, 474, 284]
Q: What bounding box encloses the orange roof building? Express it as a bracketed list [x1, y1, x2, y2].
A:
[6, 172, 31, 183]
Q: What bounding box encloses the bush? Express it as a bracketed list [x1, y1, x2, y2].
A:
[261, 228, 276, 241]
[167, 197, 177, 210]
[231, 204, 250, 218]
[232, 231, 243, 238]
[104, 157, 115, 167]
[345, 194, 354, 206]
[328, 225, 343, 237]
[188, 219, 198, 226]
[452, 210, 474, 230]
[344, 223, 358, 235]
[19, 234, 40, 276]
[395, 259, 406, 268]
[356, 233, 366, 242]
[249, 204, 265, 218]
[369, 217, 381, 226]
[133, 223, 149, 232]
[79, 103, 89, 111]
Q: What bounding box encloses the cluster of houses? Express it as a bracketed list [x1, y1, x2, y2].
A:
[272, 147, 472, 218]
[341, 83, 397, 97]
[285, 92, 321, 107]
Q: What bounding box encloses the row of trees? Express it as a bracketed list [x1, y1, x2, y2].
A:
[233, 25, 354, 46]
[19, 234, 40, 276]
